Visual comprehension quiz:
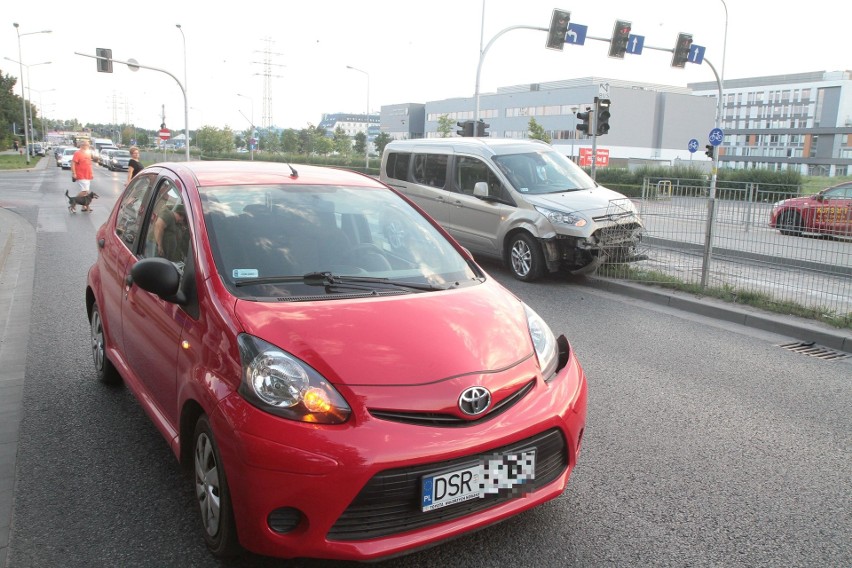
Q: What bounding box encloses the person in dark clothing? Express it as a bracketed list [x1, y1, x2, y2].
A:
[154, 204, 189, 262]
[126, 146, 143, 185]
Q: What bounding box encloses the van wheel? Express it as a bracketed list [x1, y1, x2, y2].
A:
[778, 211, 803, 236]
[508, 233, 545, 282]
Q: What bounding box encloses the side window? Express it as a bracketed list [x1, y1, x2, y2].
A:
[455, 156, 505, 197]
[411, 153, 448, 189]
[385, 152, 411, 181]
[141, 180, 190, 267]
[114, 175, 154, 249]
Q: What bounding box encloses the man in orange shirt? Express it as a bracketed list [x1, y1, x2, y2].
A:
[71, 140, 94, 198]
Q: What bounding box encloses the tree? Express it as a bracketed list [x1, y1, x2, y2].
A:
[528, 118, 551, 144]
[196, 125, 234, 153]
[333, 126, 352, 155]
[437, 115, 454, 138]
[281, 129, 299, 154]
[353, 131, 367, 156]
[314, 135, 334, 156]
[373, 132, 392, 157]
[261, 130, 281, 154]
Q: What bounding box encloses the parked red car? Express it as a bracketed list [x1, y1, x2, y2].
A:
[770, 182, 852, 237]
[85, 161, 588, 561]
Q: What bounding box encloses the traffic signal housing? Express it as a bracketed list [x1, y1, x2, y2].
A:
[671, 33, 693, 68]
[475, 120, 490, 137]
[596, 98, 611, 136]
[457, 120, 474, 137]
[705, 144, 714, 159]
[576, 108, 592, 136]
[545, 9, 571, 51]
[608, 20, 631, 59]
[96, 48, 113, 73]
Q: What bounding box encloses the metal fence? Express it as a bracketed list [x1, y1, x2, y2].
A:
[604, 178, 851, 325]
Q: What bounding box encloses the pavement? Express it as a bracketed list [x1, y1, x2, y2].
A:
[0, 154, 849, 567]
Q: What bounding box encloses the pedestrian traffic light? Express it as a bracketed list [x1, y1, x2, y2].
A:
[671, 33, 693, 68]
[608, 20, 632, 59]
[457, 120, 474, 137]
[596, 98, 611, 136]
[545, 9, 571, 51]
[705, 144, 714, 159]
[96, 48, 113, 73]
[475, 120, 490, 137]
[576, 108, 591, 135]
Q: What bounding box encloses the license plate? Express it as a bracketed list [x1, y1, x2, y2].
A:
[421, 450, 536, 512]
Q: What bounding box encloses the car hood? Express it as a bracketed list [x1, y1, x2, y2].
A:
[232, 281, 533, 387]
[525, 186, 637, 217]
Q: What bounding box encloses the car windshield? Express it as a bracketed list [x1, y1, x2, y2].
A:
[200, 183, 482, 300]
[113, 150, 131, 158]
[492, 149, 595, 194]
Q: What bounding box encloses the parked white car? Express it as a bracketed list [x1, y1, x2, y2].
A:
[59, 147, 77, 169]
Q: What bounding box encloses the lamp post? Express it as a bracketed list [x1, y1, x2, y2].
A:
[345, 65, 370, 170]
[236, 93, 255, 160]
[12, 24, 52, 164]
[176, 24, 189, 157]
[4, 57, 51, 159]
[570, 105, 578, 163]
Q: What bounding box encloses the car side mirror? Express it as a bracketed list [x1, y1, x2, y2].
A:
[473, 181, 489, 198]
[130, 257, 187, 304]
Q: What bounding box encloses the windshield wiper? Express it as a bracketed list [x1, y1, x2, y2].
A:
[235, 271, 451, 292]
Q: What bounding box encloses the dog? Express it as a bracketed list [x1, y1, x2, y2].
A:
[65, 190, 99, 213]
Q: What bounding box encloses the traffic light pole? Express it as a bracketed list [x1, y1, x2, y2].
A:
[75, 51, 191, 162]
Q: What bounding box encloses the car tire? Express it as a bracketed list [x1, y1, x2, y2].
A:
[90, 302, 121, 385]
[193, 414, 240, 558]
[778, 211, 803, 236]
[508, 232, 545, 282]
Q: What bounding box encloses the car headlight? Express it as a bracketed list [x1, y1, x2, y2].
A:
[534, 205, 587, 227]
[238, 334, 351, 424]
[524, 304, 558, 380]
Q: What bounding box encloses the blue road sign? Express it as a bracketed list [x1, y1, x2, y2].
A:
[565, 23, 588, 45]
[689, 44, 706, 65]
[709, 128, 724, 146]
[688, 138, 699, 153]
[627, 34, 644, 55]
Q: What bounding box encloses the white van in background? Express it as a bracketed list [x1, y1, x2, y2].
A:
[380, 138, 644, 281]
[91, 137, 116, 162]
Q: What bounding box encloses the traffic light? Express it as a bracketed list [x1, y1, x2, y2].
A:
[475, 120, 490, 137]
[596, 98, 611, 136]
[705, 144, 714, 159]
[96, 48, 113, 73]
[457, 120, 474, 137]
[608, 20, 632, 59]
[545, 9, 571, 51]
[576, 108, 591, 136]
[671, 33, 693, 68]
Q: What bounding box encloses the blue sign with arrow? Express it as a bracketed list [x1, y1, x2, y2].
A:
[689, 44, 706, 65]
[627, 34, 644, 55]
[565, 23, 588, 46]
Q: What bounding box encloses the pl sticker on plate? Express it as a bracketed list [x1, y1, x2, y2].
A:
[232, 269, 259, 279]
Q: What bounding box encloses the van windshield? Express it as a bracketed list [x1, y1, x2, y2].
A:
[493, 150, 595, 194]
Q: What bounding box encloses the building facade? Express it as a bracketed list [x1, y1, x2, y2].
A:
[690, 70, 852, 176]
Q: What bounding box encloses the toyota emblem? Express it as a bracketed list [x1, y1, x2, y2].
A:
[458, 386, 492, 416]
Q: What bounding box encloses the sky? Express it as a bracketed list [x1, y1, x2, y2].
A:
[2, 0, 848, 134]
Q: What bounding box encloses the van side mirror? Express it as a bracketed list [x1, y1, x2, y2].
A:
[473, 181, 489, 198]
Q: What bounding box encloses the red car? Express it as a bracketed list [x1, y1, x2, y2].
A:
[86, 161, 588, 561]
[770, 182, 852, 237]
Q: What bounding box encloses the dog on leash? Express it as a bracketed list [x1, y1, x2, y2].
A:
[65, 190, 99, 213]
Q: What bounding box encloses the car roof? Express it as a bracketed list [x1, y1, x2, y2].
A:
[159, 161, 386, 188]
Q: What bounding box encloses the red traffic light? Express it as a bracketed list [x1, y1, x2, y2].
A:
[545, 9, 571, 51]
[671, 33, 693, 68]
[608, 20, 632, 59]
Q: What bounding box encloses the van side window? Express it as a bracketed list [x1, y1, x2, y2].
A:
[455, 156, 504, 198]
[385, 152, 411, 181]
[411, 154, 448, 189]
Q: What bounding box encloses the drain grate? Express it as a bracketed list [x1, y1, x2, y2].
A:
[778, 341, 850, 361]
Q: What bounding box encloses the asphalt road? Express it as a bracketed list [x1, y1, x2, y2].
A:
[2, 161, 850, 567]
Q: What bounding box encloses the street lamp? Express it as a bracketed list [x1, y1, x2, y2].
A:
[236, 93, 255, 160]
[4, 57, 51, 158]
[12, 23, 52, 164]
[346, 65, 371, 169]
[176, 24, 190, 157]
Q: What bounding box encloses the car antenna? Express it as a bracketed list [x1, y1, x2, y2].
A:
[288, 164, 298, 178]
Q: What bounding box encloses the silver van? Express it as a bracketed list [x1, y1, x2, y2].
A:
[380, 138, 644, 281]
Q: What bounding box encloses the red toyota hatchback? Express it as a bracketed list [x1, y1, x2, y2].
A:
[85, 161, 588, 561]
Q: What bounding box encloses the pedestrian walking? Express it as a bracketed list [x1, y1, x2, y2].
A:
[71, 140, 94, 198]
[126, 146, 143, 185]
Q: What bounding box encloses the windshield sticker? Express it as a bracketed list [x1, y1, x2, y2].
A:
[232, 269, 259, 278]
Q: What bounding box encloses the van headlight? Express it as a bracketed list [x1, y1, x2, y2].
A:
[524, 304, 558, 379]
[534, 205, 587, 228]
[238, 334, 351, 424]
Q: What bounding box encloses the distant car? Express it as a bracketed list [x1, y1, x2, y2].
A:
[59, 147, 77, 169]
[54, 146, 70, 167]
[85, 160, 588, 562]
[107, 149, 131, 171]
[99, 147, 119, 167]
[770, 182, 852, 237]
